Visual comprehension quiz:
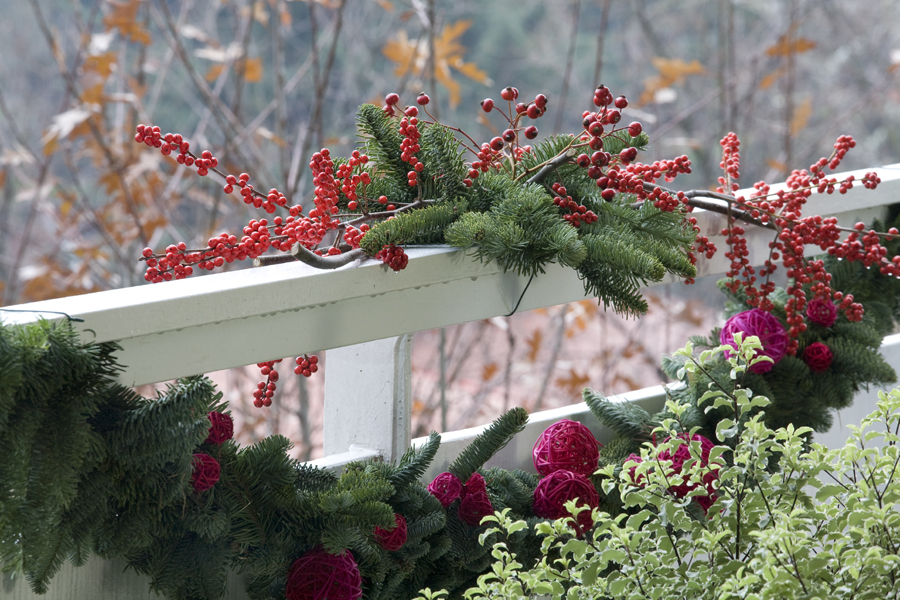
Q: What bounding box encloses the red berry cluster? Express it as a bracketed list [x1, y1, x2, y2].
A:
[376, 244, 409, 271]
[136, 125, 219, 177]
[550, 183, 597, 227]
[716, 132, 741, 193]
[383, 92, 401, 117]
[399, 105, 425, 187]
[294, 354, 319, 377]
[342, 223, 369, 249]
[475, 88, 547, 182]
[254, 359, 283, 408]
[340, 150, 371, 211]
[706, 133, 892, 353]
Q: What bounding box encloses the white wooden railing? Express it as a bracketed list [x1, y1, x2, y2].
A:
[3, 163, 900, 474]
[3, 164, 900, 599]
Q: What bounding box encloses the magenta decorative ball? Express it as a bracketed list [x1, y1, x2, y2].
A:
[532, 419, 601, 477]
[427, 472, 462, 507]
[458, 490, 494, 526]
[205, 411, 233, 444]
[803, 342, 833, 372]
[463, 472, 487, 497]
[661, 434, 718, 513]
[806, 297, 837, 328]
[191, 453, 220, 492]
[532, 470, 599, 533]
[719, 308, 787, 373]
[374, 514, 407, 551]
[285, 548, 362, 600]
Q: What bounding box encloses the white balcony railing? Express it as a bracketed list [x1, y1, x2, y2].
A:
[4, 164, 900, 599]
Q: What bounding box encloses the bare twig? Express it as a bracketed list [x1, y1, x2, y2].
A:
[554, 0, 581, 132]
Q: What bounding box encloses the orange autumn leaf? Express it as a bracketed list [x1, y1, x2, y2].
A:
[382, 20, 490, 108]
[555, 369, 591, 396]
[525, 329, 543, 363]
[205, 58, 264, 83]
[481, 362, 499, 382]
[759, 66, 786, 90]
[103, 0, 151, 45]
[790, 97, 813, 136]
[83, 52, 117, 79]
[638, 57, 706, 105]
[766, 158, 787, 173]
[765, 34, 816, 57]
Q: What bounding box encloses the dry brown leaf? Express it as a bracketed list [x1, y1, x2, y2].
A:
[790, 97, 813, 136]
[638, 57, 706, 106]
[555, 369, 591, 396]
[374, 0, 393, 11]
[759, 66, 786, 90]
[242, 57, 263, 82]
[481, 362, 499, 381]
[766, 158, 787, 173]
[382, 20, 490, 107]
[525, 329, 543, 363]
[0, 168, 6, 190]
[611, 374, 642, 391]
[766, 34, 816, 57]
[104, 0, 151, 45]
[205, 58, 263, 83]
[83, 52, 117, 79]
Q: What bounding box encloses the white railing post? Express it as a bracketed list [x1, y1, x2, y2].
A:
[322, 335, 413, 464]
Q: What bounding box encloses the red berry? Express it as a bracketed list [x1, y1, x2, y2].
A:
[524, 126, 538, 140]
[534, 94, 547, 109]
[490, 137, 505, 151]
[614, 96, 628, 109]
[502, 129, 516, 142]
[628, 122, 643, 137]
[481, 98, 494, 112]
[500, 86, 518, 101]
[576, 154, 591, 168]
[526, 104, 541, 119]
[515, 103, 527, 114]
[417, 93, 430, 105]
[588, 121, 604, 137]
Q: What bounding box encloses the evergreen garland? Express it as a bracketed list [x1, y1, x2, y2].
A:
[351, 105, 694, 318]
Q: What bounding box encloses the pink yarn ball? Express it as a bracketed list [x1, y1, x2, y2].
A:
[427, 472, 462, 507]
[532, 470, 599, 533]
[463, 472, 487, 497]
[720, 308, 787, 373]
[374, 514, 407, 551]
[806, 297, 837, 328]
[533, 419, 601, 477]
[205, 411, 233, 444]
[458, 490, 494, 526]
[803, 342, 833, 372]
[629, 434, 718, 514]
[285, 548, 362, 600]
[191, 453, 220, 492]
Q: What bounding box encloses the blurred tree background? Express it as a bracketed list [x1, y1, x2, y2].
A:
[1, 0, 898, 456]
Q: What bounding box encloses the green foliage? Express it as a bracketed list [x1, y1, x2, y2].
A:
[349, 107, 697, 317]
[360, 200, 468, 255]
[448, 407, 528, 483]
[459, 337, 900, 600]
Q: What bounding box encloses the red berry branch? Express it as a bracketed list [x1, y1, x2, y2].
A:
[134, 84, 892, 402]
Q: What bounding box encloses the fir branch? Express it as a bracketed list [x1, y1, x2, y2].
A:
[448, 407, 528, 483]
[584, 388, 654, 438]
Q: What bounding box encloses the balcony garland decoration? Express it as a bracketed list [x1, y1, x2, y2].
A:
[5, 88, 900, 600]
[587, 234, 900, 514]
[2, 233, 900, 599]
[133, 86, 892, 408]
